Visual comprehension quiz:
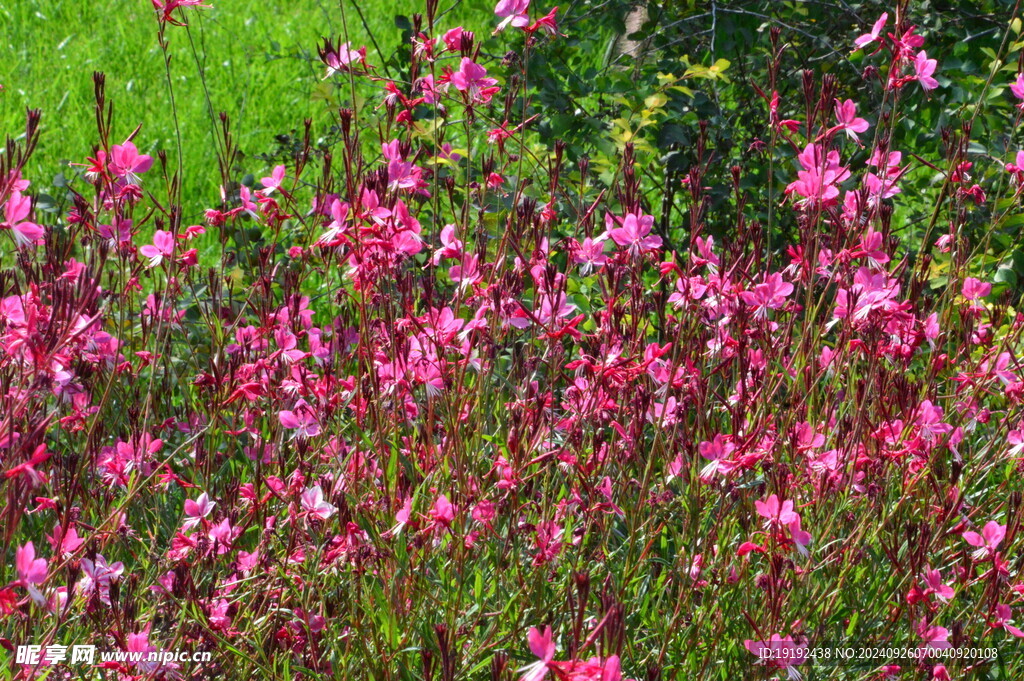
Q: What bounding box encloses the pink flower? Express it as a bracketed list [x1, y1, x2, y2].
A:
[260, 165, 286, 194]
[1006, 150, 1024, 177]
[109, 141, 153, 182]
[450, 58, 500, 104]
[527, 8, 560, 36]
[183, 492, 216, 529]
[46, 523, 85, 558]
[994, 604, 1024, 638]
[432, 224, 463, 265]
[520, 626, 555, 681]
[961, 277, 991, 301]
[495, 0, 530, 32]
[279, 402, 320, 439]
[571, 236, 608, 273]
[963, 520, 1005, 559]
[834, 99, 869, 143]
[300, 485, 337, 520]
[604, 212, 662, 255]
[698, 434, 736, 481]
[2, 191, 44, 247]
[78, 554, 124, 606]
[745, 634, 807, 678]
[1010, 73, 1024, 102]
[442, 27, 466, 52]
[15, 541, 48, 605]
[788, 516, 812, 556]
[755, 494, 799, 527]
[853, 12, 887, 50]
[786, 143, 850, 206]
[914, 400, 952, 440]
[429, 494, 456, 528]
[914, 51, 939, 91]
[140, 230, 175, 268]
[207, 517, 239, 553]
[739, 272, 794, 318]
[322, 42, 367, 78]
[921, 567, 955, 602]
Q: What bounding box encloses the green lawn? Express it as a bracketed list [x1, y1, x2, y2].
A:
[0, 0, 484, 208]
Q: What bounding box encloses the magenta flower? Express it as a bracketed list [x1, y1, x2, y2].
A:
[520, 626, 555, 681]
[963, 520, 1005, 559]
[745, 634, 806, 679]
[300, 485, 337, 520]
[279, 402, 320, 439]
[183, 492, 216, 529]
[322, 42, 367, 78]
[495, 0, 530, 32]
[78, 554, 124, 606]
[109, 141, 153, 182]
[604, 212, 662, 256]
[571, 236, 608, 274]
[755, 494, 799, 527]
[139, 230, 175, 268]
[913, 51, 939, 91]
[786, 143, 849, 206]
[429, 494, 456, 528]
[2, 191, 44, 248]
[994, 604, 1024, 638]
[698, 434, 736, 481]
[450, 58, 500, 104]
[853, 12, 887, 50]
[920, 567, 955, 602]
[739, 272, 794, 319]
[914, 399, 952, 440]
[1010, 73, 1024, 102]
[260, 165, 286, 194]
[46, 523, 85, 558]
[961, 277, 991, 301]
[518, 626, 623, 681]
[833, 99, 869, 143]
[15, 541, 48, 605]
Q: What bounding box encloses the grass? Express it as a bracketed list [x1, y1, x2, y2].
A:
[0, 0, 485, 210]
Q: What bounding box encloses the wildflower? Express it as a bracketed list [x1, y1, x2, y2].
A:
[494, 0, 530, 32]
[993, 604, 1024, 638]
[260, 165, 286, 194]
[755, 494, 799, 527]
[853, 12, 887, 51]
[913, 51, 939, 91]
[1, 191, 44, 247]
[1010, 73, 1024, 104]
[78, 554, 125, 606]
[320, 41, 368, 78]
[963, 520, 1005, 560]
[139, 230, 175, 268]
[450, 58, 500, 105]
[183, 492, 216, 529]
[570, 236, 608, 274]
[15, 542, 48, 606]
[279, 402, 320, 439]
[527, 8, 561, 36]
[833, 99, 869, 143]
[300, 485, 337, 520]
[604, 211, 662, 256]
[962, 277, 991, 302]
[698, 434, 736, 481]
[739, 273, 793, 319]
[46, 523, 85, 558]
[745, 634, 806, 680]
[108, 140, 153, 183]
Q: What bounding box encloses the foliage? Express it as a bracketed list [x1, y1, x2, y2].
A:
[1, 1, 1024, 680]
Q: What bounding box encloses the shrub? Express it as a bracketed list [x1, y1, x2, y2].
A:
[2, 1, 1024, 679]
